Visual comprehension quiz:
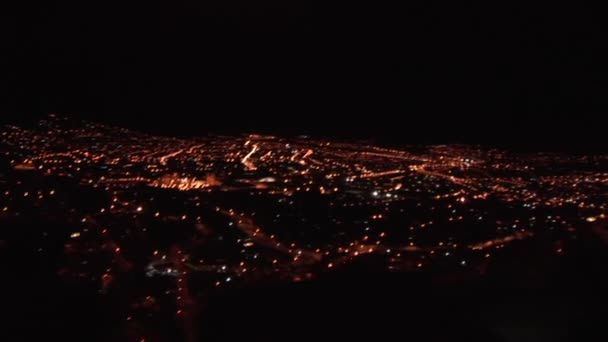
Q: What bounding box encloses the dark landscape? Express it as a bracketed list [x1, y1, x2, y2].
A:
[2, 116, 608, 341]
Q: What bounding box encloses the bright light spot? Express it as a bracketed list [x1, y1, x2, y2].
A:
[586, 216, 597, 222]
[136, 206, 143, 212]
[226, 277, 232, 282]
[372, 191, 379, 197]
[70, 232, 81, 238]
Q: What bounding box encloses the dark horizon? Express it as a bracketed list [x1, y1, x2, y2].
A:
[3, 3, 607, 149]
[1, 112, 603, 153]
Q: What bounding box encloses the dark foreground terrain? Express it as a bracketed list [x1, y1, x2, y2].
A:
[4, 221, 608, 342]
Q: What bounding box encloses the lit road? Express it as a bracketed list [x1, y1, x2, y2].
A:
[241, 144, 258, 170]
[411, 164, 478, 190]
[358, 169, 406, 179]
[167, 247, 199, 342]
[159, 149, 185, 166]
[221, 209, 322, 265]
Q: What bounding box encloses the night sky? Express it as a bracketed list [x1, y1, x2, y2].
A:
[3, 3, 607, 148]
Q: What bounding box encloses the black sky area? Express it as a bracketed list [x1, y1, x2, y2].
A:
[2, 3, 607, 149]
